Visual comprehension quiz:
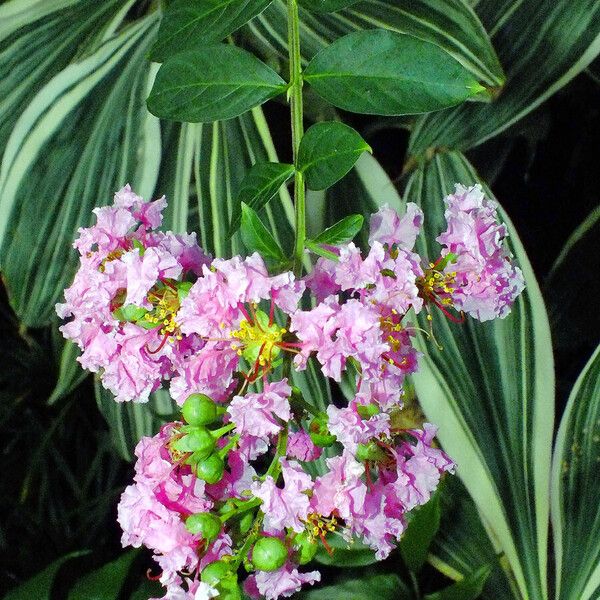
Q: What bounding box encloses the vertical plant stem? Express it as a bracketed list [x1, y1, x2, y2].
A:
[287, 0, 305, 277]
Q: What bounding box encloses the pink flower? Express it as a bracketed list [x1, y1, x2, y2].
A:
[227, 380, 292, 439]
[311, 452, 367, 521]
[369, 203, 423, 249]
[287, 430, 321, 462]
[247, 563, 321, 600]
[436, 184, 525, 320]
[251, 459, 313, 533]
[326, 403, 390, 453]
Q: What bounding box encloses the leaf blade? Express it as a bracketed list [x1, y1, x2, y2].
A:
[147, 45, 287, 123]
[298, 121, 371, 190]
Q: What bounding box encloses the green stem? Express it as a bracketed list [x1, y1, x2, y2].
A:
[287, 0, 305, 278]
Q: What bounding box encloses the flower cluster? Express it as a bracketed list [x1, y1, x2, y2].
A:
[58, 184, 524, 599]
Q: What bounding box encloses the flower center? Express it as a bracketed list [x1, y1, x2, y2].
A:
[305, 512, 338, 541]
[416, 262, 457, 306]
[146, 285, 183, 339]
[230, 308, 285, 367]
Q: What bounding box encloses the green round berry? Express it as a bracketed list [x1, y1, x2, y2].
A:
[185, 512, 222, 541]
[195, 453, 225, 484]
[175, 427, 215, 460]
[182, 393, 218, 426]
[201, 559, 231, 585]
[252, 536, 288, 572]
[294, 531, 318, 565]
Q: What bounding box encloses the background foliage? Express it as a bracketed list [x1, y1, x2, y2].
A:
[1, 0, 599, 598]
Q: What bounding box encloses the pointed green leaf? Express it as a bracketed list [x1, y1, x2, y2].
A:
[406, 151, 554, 600]
[245, 0, 504, 87]
[67, 550, 138, 600]
[552, 343, 600, 600]
[229, 161, 295, 234]
[147, 45, 287, 123]
[95, 381, 177, 461]
[150, 0, 275, 61]
[4, 551, 89, 600]
[299, 0, 360, 13]
[300, 572, 410, 599]
[400, 491, 441, 573]
[298, 122, 371, 190]
[240, 202, 286, 261]
[313, 532, 377, 567]
[429, 477, 514, 598]
[0, 14, 161, 327]
[409, 0, 600, 153]
[304, 29, 485, 116]
[310, 214, 364, 246]
[424, 565, 491, 600]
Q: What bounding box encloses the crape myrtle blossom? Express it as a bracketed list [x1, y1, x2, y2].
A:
[56, 185, 209, 402]
[58, 185, 524, 599]
[435, 184, 525, 321]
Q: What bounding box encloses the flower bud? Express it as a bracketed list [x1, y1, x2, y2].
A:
[252, 536, 288, 572]
[293, 531, 318, 565]
[239, 511, 254, 535]
[174, 427, 215, 460]
[182, 393, 219, 426]
[185, 512, 222, 541]
[195, 453, 225, 484]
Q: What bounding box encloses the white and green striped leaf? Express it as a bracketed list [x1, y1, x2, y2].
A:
[0, 14, 161, 327]
[245, 0, 504, 87]
[405, 151, 554, 600]
[551, 344, 600, 600]
[409, 0, 600, 153]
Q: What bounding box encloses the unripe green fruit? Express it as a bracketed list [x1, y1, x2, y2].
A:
[174, 427, 215, 460]
[185, 512, 222, 541]
[293, 531, 318, 565]
[182, 393, 218, 426]
[201, 559, 231, 585]
[195, 453, 225, 484]
[252, 536, 288, 572]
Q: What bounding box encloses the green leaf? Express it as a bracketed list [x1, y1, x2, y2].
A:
[313, 532, 378, 567]
[429, 477, 514, 598]
[406, 151, 554, 600]
[310, 214, 363, 246]
[150, 0, 275, 61]
[298, 0, 360, 13]
[48, 336, 88, 405]
[0, 13, 161, 328]
[229, 161, 295, 234]
[245, 0, 504, 87]
[240, 202, 286, 261]
[298, 122, 371, 190]
[304, 29, 484, 116]
[409, 0, 600, 153]
[400, 491, 441, 573]
[67, 550, 138, 600]
[551, 343, 600, 600]
[147, 45, 287, 123]
[424, 565, 491, 600]
[95, 381, 177, 461]
[299, 572, 410, 599]
[4, 551, 89, 600]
